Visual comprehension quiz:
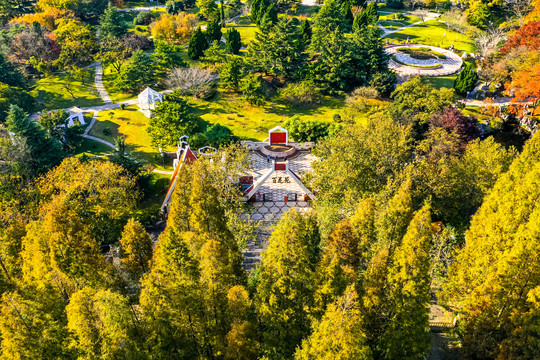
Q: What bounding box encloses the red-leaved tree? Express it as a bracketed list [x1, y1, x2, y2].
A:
[430, 107, 481, 144]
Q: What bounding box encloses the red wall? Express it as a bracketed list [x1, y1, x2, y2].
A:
[275, 163, 286, 170]
[270, 132, 287, 144]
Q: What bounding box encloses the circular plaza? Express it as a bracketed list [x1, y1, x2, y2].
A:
[385, 44, 463, 77]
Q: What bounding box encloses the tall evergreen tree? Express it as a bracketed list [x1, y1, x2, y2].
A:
[98, 5, 128, 40]
[246, 17, 306, 79]
[5, 105, 63, 174]
[225, 27, 242, 54]
[454, 63, 478, 96]
[206, 18, 222, 42]
[365, 2, 379, 24]
[341, 1, 354, 29]
[299, 19, 312, 47]
[353, 8, 369, 32]
[310, 0, 346, 52]
[188, 27, 209, 60]
[113, 50, 155, 93]
[220, 56, 244, 90]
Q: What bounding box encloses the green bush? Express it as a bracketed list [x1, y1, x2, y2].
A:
[284, 116, 343, 142]
[279, 81, 323, 107]
[133, 11, 154, 25]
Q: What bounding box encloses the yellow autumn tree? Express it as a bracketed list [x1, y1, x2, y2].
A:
[150, 12, 198, 44]
[119, 218, 153, 278]
[295, 286, 373, 360]
[382, 203, 432, 360]
[447, 132, 540, 359]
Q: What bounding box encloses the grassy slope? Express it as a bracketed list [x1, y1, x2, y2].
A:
[385, 20, 476, 53]
[31, 71, 103, 111]
[421, 74, 457, 89]
[87, 105, 175, 170]
[186, 91, 353, 141]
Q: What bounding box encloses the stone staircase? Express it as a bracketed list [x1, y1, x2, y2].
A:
[242, 220, 275, 271]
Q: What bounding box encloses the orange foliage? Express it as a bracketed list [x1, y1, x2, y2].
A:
[10, 8, 74, 31]
[525, 0, 540, 23]
[501, 20, 540, 54]
[506, 59, 540, 115]
[150, 13, 198, 45]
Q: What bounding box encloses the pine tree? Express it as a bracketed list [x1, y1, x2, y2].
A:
[220, 56, 244, 90]
[341, 1, 354, 29]
[365, 2, 379, 24]
[113, 50, 155, 93]
[98, 5, 127, 40]
[355, 25, 388, 81]
[299, 19, 312, 47]
[256, 210, 321, 358]
[206, 18, 222, 42]
[353, 9, 369, 32]
[250, 0, 263, 23]
[225, 27, 242, 54]
[310, 0, 346, 52]
[119, 218, 153, 278]
[295, 286, 373, 360]
[6, 105, 64, 174]
[188, 27, 208, 60]
[454, 63, 478, 96]
[382, 203, 432, 360]
[246, 17, 306, 79]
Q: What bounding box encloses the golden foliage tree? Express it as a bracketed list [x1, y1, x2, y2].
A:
[150, 13, 198, 44]
[447, 132, 540, 359]
[119, 218, 153, 278]
[295, 286, 373, 360]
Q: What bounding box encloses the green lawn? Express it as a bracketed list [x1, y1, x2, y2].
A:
[384, 20, 476, 53]
[421, 75, 457, 90]
[378, 14, 422, 30]
[186, 90, 370, 141]
[102, 64, 137, 103]
[31, 72, 103, 111]
[75, 138, 114, 157]
[88, 105, 174, 170]
[225, 22, 258, 46]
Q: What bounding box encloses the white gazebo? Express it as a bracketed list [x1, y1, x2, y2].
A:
[66, 106, 86, 127]
[138, 87, 163, 111]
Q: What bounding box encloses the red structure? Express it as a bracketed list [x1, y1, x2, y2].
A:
[268, 126, 289, 145]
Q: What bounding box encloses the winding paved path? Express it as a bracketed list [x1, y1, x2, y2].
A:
[93, 62, 112, 103]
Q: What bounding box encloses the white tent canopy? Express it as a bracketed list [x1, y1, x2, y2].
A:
[138, 87, 163, 110]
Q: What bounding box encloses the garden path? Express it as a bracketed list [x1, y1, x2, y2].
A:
[93, 62, 112, 103]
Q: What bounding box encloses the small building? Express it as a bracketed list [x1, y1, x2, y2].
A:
[138, 87, 163, 118]
[66, 107, 86, 127]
